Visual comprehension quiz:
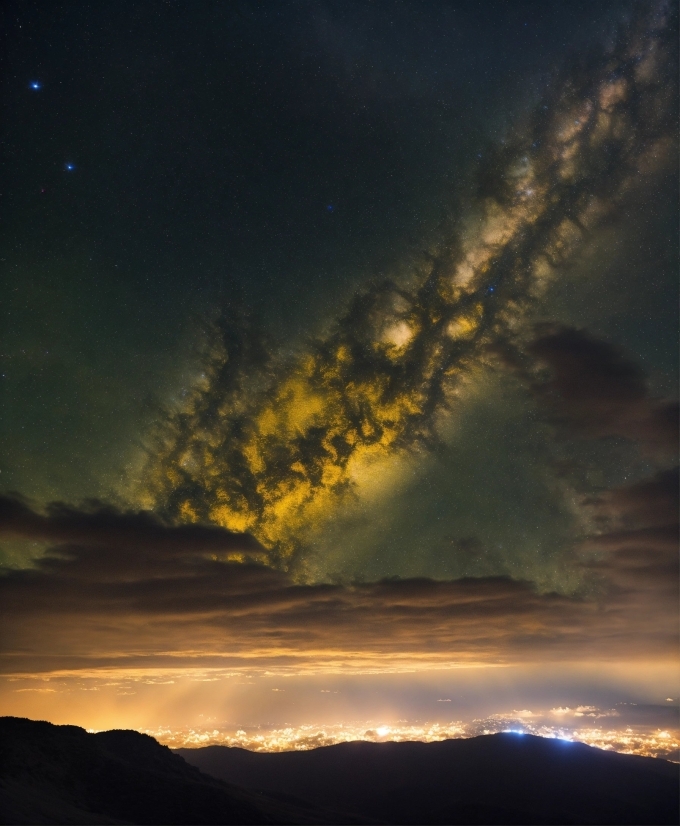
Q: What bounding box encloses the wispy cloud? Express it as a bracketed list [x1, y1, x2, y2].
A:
[0, 475, 676, 675]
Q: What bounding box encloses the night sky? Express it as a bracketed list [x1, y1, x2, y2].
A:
[1, 0, 678, 753]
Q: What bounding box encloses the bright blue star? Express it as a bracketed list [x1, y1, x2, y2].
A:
[64, 163, 75, 172]
[30, 81, 42, 90]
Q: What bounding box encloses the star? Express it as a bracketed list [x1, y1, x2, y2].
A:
[64, 163, 75, 172]
[30, 81, 42, 90]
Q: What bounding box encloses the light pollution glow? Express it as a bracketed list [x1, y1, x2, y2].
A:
[3, 663, 677, 761]
[139, 4, 676, 576]
[141, 718, 679, 762]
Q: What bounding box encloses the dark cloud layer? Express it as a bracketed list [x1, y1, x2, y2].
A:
[581, 468, 678, 607]
[589, 467, 678, 527]
[527, 325, 678, 453]
[0, 494, 264, 558]
[0, 489, 676, 675]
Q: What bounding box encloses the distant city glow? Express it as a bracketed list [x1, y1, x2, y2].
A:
[138, 715, 679, 761]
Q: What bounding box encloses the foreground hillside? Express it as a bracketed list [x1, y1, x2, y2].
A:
[178, 733, 679, 825]
[1, 716, 676, 824]
[0, 717, 349, 824]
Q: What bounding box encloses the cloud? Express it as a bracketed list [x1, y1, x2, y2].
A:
[526, 325, 678, 454]
[0, 493, 267, 567]
[0, 495, 676, 676]
[587, 467, 678, 528]
[580, 468, 679, 601]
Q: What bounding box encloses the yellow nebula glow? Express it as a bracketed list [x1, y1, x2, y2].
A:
[136, 11, 676, 573]
[599, 78, 628, 110]
[381, 320, 415, 349]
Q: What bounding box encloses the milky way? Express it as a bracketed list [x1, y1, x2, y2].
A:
[140, 4, 677, 572]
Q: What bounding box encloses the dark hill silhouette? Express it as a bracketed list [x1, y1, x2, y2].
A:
[177, 733, 680, 825]
[0, 717, 353, 824]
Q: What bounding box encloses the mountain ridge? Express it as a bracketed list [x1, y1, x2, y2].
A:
[0, 716, 676, 824]
[0, 716, 354, 824]
[177, 732, 679, 825]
